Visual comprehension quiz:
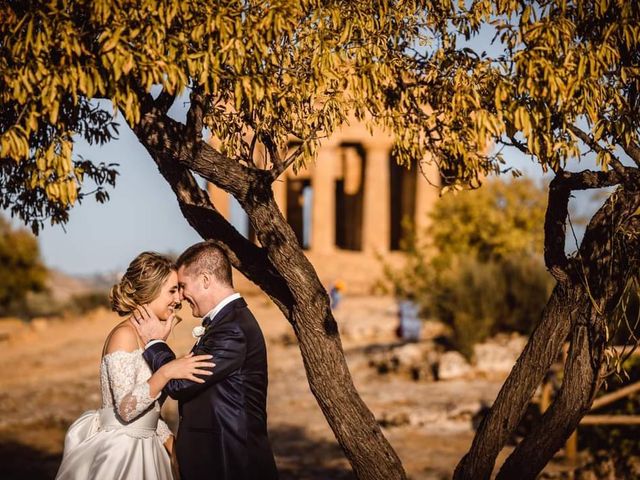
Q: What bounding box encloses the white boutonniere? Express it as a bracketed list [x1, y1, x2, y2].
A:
[192, 326, 206, 339]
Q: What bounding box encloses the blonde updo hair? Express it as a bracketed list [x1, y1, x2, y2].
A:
[109, 252, 176, 317]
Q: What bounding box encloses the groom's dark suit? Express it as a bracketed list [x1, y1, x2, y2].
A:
[143, 297, 278, 480]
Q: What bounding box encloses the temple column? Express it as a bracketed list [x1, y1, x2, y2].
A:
[362, 142, 391, 253]
[414, 153, 440, 233]
[311, 145, 337, 253]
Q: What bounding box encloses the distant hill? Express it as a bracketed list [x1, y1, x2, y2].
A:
[45, 270, 117, 303]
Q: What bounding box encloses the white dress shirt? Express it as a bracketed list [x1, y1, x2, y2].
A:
[201, 292, 242, 325]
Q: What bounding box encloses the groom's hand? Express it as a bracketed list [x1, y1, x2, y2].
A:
[130, 305, 173, 345]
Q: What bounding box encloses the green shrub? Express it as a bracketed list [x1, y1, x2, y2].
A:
[0, 216, 48, 316]
[21, 291, 64, 318]
[432, 255, 553, 358]
[379, 177, 556, 358]
[65, 291, 111, 315]
[496, 255, 554, 334]
[579, 356, 640, 461]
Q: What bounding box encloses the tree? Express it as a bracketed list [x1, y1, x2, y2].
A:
[3, 0, 639, 477]
[379, 1, 640, 478]
[0, 215, 47, 315]
[0, 2, 439, 478]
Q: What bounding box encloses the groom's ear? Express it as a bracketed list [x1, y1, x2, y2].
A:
[201, 272, 211, 289]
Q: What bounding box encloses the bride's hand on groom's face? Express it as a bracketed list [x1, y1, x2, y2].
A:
[130, 305, 173, 344]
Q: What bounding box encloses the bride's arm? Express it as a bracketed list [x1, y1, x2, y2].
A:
[103, 326, 163, 422]
[104, 325, 214, 422]
[146, 353, 214, 398]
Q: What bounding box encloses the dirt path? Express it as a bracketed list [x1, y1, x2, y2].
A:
[0, 294, 522, 479]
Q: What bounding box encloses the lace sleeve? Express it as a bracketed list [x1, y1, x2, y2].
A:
[103, 351, 161, 422]
[156, 417, 173, 444]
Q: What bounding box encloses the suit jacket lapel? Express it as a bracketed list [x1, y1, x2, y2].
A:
[207, 297, 246, 328]
[191, 297, 247, 352]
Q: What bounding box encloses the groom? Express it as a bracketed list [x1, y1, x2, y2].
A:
[132, 241, 278, 480]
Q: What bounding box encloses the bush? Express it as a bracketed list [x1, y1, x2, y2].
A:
[20, 291, 64, 318]
[380, 177, 556, 358]
[0, 215, 48, 316]
[578, 356, 640, 468]
[65, 291, 111, 315]
[433, 255, 553, 358]
[13, 290, 111, 319]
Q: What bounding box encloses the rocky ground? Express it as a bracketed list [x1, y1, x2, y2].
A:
[0, 294, 575, 479]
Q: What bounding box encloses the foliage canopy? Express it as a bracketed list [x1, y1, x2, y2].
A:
[1, 0, 639, 231]
[0, 0, 443, 232]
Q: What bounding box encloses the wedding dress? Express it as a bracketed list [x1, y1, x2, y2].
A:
[55, 348, 173, 479]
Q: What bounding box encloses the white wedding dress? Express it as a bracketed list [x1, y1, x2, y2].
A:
[55, 348, 173, 479]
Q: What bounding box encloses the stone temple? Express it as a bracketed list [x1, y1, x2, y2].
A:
[208, 118, 441, 293]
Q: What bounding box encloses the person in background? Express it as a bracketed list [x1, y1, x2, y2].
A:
[396, 292, 421, 342]
[329, 279, 346, 310]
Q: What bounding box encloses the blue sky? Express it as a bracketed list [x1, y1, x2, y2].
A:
[36, 118, 203, 275]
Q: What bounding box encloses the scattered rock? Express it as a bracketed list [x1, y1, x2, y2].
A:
[30, 318, 49, 332]
[340, 323, 385, 342]
[368, 341, 439, 381]
[378, 410, 411, 427]
[394, 343, 424, 366]
[378, 402, 484, 432]
[420, 320, 450, 340]
[473, 333, 526, 374]
[0, 317, 26, 342]
[437, 351, 472, 380]
[366, 332, 528, 382]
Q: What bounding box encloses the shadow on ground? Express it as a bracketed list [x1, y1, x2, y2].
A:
[0, 439, 61, 480]
[0, 424, 354, 479]
[271, 424, 355, 479]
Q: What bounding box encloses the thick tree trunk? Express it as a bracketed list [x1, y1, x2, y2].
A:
[242, 179, 406, 479]
[494, 187, 640, 478]
[132, 107, 407, 479]
[455, 185, 640, 480]
[496, 319, 605, 479]
[452, 283, 577, 480]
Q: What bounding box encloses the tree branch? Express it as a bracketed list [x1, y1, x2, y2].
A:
[567, 124, 626, 175]
[505, 131, 532, 156]
[186, 87, 204, 143]
[543, 167, 638, 282]
[154, 89, 177, 116]
[544, 176, 571, 281]
[496, 321, 603, 480]
[259, 132, 283, 173]
[455, 186, 640, 480]
[621, 139, 640, 168]
[132, 103, 293, 313]
[497, 187, 640, 479]
[271, 145, 303, 181]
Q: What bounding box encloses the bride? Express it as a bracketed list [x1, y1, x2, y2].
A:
[55, 252, 215, 480]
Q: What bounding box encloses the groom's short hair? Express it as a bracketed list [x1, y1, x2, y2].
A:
[176, 241, 233, 287]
